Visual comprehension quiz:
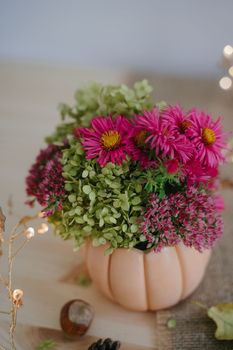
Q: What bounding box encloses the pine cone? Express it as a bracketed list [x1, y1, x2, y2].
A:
[88, 338, 121, 350]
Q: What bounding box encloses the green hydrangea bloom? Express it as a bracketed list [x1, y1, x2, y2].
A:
[46, 80, 154, 143]
[49, 138, 148, 252]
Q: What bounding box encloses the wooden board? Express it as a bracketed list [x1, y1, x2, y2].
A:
[0, 322, 155, 350]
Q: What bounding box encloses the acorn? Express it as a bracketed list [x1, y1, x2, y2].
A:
[60, 299, 94, 338]
[88, 338, 121, 350]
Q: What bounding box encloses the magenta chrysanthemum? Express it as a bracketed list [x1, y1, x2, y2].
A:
[188, 109, 227, 168]
[77, 116, 132, 167]
[141, 187, 223, 252]
[26, 145, 64, 216]
[125, 118, 156, 168]
[162, 105, 193, 136]
[136, 109, 193, 163]
[182, 159, 212, 185]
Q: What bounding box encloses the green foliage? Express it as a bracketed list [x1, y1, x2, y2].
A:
[49, 138, 147, 251]
[46, 80, 153, 143]
[167, 318, 177, 329]
[208, 303, 233, 340]
[143, 163, 181, 198]
[48, 136, 181, 252]
[35, 339, 56, 350]
[76, 273, 92, 287]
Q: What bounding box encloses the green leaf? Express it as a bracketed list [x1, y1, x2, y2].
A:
[35, 339, 56, 350]
[68, 194, 76, 203]
[75, 217, 84, 224]
[89, 191, 96, 201]
[130, 224, 138, 233]
[75, 206, 83, 215]
[167, 318, 177, 329]
[83, 225, 92, 232]
[113, 200, 121, 208]
[99, 217, 104, 227]
[140, 234, 147, 241]
[156, 100, 167, 110]
[83, 185, 92, 194]
[208, 303, 233, 340]
[122, 224, 128, 232]
[131, 196, 141, 205]
[109, 216, 117, 224]
[119, 193, 130, 211]
[92, 238, 100, 247]
[65, 183, 73, 191]
[82, 170, 89, 178]
[76, 273, 92, 287]
[135, 183, 142, 193]
[104, 247, 114, 255]
[98, 237, 106, 245]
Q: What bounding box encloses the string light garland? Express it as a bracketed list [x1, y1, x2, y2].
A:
[219, 44, 233, 91]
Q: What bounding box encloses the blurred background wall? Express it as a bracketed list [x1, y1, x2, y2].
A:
[0, 0, 233, 77]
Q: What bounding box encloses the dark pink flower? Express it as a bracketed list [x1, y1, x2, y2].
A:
[213, 195, 225, 212]
[164, 159, 179, 174]
[189, 109, 227, 168]
[136, 109, 193, 163]
[162, 105, 193, 136]
[140, 187, 223, 252]
[77, 116, 132, 167]
[26, 145, 64, 215]
[125, 118, 156, 168]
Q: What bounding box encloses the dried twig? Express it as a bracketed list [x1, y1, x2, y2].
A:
[220, 177, 233, 189]
[0, 208, 5, 257]
[0, 208, 48, 350]
[7, 196, 14, 216]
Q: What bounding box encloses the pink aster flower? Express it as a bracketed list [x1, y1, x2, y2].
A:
[125, 117, 157, 168]
[188, 109, 227, 168]
[182, 158, 211, 185]
[77, 115, 132, 167]
[136, 109, 193, 163]
[182, 157, 221, 189]
[162, 105, 193, 136]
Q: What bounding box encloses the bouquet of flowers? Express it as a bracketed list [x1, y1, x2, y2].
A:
[26, 80, 228, 255]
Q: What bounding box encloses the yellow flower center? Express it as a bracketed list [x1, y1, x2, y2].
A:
[134, 130, 147, 146]
[180, 120, 192, 133]
[202, 127, 216, 145]
[101, 130, 121, 150]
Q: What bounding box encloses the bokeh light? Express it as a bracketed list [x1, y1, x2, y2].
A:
[223, 45, 233, 57]
[219, 76, 232, 90]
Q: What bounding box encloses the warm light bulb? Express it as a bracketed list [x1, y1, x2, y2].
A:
[223, 45, 233, 57]
[228, 66, 233, 77]
[219, 76, 232, 90]
[37, 223, 49, 234]
[25, 226, 35, 239]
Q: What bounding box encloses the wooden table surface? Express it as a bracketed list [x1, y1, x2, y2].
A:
[0, 61, 233, 350]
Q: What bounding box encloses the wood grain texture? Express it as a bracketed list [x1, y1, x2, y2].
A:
[0, 321, 155, 350]
[0, 61, 233, 349]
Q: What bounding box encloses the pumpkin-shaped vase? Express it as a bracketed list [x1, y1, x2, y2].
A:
[85, 242, 211, 311]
